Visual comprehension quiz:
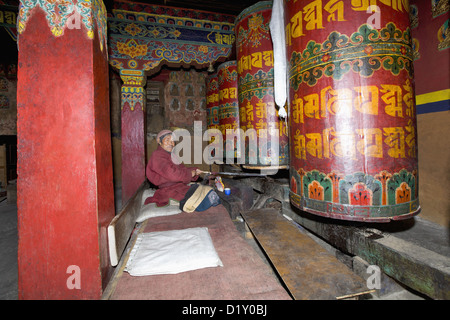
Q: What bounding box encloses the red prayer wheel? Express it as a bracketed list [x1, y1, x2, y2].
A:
[235, 1, 289, 170]
[217, 60, 241, 161]
[286, 1, 419, 222]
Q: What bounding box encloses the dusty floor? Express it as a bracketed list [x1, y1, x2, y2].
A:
[0, 195, 281, 300]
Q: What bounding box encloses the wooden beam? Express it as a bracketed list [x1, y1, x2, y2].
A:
[108, 183, 146, 266]
[242, 208, 372, 299]
[102, 219, 149, 300]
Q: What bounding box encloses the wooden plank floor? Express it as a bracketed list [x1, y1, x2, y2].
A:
[242, 208, 373, 300]
[282, 205, 450, 300]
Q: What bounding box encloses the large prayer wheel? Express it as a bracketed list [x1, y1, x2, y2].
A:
[286, 1, 419, 222]
[236, 1, 289, 170]
[217, 61, 241, 161]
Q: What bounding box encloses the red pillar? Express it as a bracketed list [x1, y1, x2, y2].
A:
[16, 3, 114, 299]
[120, 69, 146, 204]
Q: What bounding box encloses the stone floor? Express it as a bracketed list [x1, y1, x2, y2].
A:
[0, 199, 18, 300]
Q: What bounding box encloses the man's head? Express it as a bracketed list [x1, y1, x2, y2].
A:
[157, 129, 175, 152]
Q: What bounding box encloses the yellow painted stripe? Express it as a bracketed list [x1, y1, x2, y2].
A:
[416, 89, 450, 105]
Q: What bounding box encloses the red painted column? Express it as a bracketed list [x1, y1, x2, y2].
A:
[120, 69, 146, 204]
[16, 2, 114, 299]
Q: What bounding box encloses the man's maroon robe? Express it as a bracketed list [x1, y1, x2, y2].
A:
[144, 145, 198, 206]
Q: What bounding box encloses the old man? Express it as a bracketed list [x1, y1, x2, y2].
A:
[144, 129, 202, 206]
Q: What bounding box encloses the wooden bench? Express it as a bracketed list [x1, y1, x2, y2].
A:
[241, 208, 373, 299]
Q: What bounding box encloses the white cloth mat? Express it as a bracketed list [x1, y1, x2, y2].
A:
[125, 227, 223, 276]
[136, 188, 181, 223]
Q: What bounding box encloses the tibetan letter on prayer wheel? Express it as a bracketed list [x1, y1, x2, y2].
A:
[217, 61, 241, 161]
[286, 0, 419, 222]
[236, 1, 289, 170]
[206, 73, 220, 132]
[205, 73, 221, 161]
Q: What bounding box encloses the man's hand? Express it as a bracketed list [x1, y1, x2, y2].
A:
[192, 169, 205, 177]
[192, 169, 204, 177]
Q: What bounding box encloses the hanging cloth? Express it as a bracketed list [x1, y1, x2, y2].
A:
[269, 0, 288, 120]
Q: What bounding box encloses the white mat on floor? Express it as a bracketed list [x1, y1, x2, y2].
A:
[125, 227, 223, 276]
[136, 188, 181, 223]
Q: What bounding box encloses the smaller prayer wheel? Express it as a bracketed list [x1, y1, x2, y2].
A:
[217, 61, 241, 161]
[235, 1, 289, 170]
